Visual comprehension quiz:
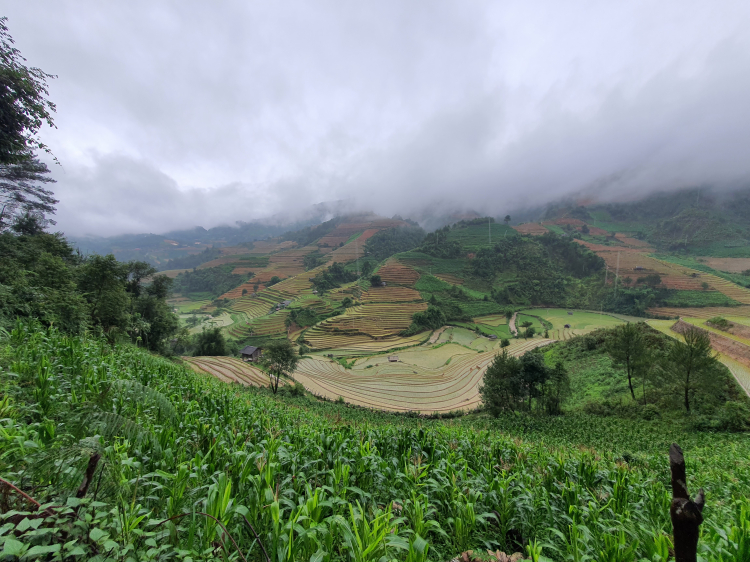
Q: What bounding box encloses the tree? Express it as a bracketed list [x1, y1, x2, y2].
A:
[78, 254, 129, 334]
[524, 327, 536, 339]
[504, 215, 511, 226]
[519, 351, 550, 412]
[261, 339, 299, 394]
[0, 18, 58, 229]
[0, 17, 57, 165]
[581, 224, 590, 234]
[662, 327, 719, 413]
[360, 261, 374, 278]
[370, 274, 382, 287]
[544, 361, 570, 414]
[479, 349, 523, 415]
[0, 159, 57, 230]
[606, 322, 646, 400]
[193, 327, 227, 356]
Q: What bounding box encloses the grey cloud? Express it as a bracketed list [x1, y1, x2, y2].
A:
[6, 1, 750, 235]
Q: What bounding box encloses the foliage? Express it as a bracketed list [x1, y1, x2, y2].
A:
[364, 225, 426, 261]
[192, 326, 227, 356]
[480, 349, 569, 415]
[303, 250, 326, 271]
[606, 323, 646, 401]
[662, 327, 722, 413]
[160, 246, 223, 270]
[370, 274, 382, 287]
[311, 262, 358, 293]
[1, 323, 750, 561]
[420, 227, 463, 258]
[0, 18, 57, 166]
[707, 316, 732, 330]
[172, 265, 249, 297]
[261, 338, 299, 394]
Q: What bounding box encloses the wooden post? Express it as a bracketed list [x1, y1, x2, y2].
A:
[669, 443, 704, 562]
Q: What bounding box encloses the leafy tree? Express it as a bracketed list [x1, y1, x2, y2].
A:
[0, 17, 57, 165]
[303, 251, 325, 271]
[519, 351, 550, 412]
[78, 254, 129, 334]
[544, 361, 570, 414]
[261, 339, 299, 394]
[606, 323, 646, 400]
[193, 327, 227, 356]
[370, 274, 382, 287]
[524, 327, 536, 339]
[420, 227, 462, 258]
[581, 224, 590, 234]
[172, 265, 248, 297]
[662, 327, 720, 412]
[0, 159, 56, 230]
[341, 296, 353, 308]
[504, 215, 511, 226]
[267, 275, 281, 286]
[360, 260, 374, 279]
[0, 19, 58, 229]
[479, 349, 523, 415]
[364, 225, 425, 261]
[311, 262, 357, 293]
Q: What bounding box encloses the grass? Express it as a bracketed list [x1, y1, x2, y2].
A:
[654, 254, 750, 287]
[445, 223, 516, 250]
[523, 308, 626, 331]
[662, 289, 741, 307]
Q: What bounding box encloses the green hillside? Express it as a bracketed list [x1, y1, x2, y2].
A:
[2, 323, 749, 561]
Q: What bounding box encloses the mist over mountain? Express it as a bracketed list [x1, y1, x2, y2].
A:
[5, 2, 750, 237]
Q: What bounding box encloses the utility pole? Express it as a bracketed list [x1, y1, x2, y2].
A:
[615, 252, 621, 296]
[489, 217, 491, 246]
[355, 236, 360, 277]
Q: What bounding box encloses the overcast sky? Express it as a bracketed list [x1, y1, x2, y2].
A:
[5, 1, 750, 236]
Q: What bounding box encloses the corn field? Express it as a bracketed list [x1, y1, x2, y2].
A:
[1, 322, 749, 561]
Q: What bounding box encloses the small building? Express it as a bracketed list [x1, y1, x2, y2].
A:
[388, 355, 398, 362]
[489, 334, 497, 340]
[567, 311, 573, 315]
[564, 324, 571, 329]
[281, 300, 292, 308]
[241, 346, 262, 362]
[634, 266, 645, 271]
[381, 281, 387, 287]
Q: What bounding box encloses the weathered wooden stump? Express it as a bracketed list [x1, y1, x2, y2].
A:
[669, 443, 705, 562]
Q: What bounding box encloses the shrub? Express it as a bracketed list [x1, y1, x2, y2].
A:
[718, 401, 750, 432]
[500, 338, 510, 347]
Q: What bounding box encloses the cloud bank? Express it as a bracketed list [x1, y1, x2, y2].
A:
[6, 1, 750, 235]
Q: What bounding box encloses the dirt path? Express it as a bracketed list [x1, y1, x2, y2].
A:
[428, 326, 448, 344]
[509, 312, 518, 336]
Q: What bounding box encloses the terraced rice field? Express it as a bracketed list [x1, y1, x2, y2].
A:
[376, 260, 420, 286]
[512, 223, 548, 235]
[701, 257, 750, 273]
[647, 306, 750, 319]
[360, 286, 422, 303]
[293, 339, 552, 412]
[434, 273, 464, 285]
[327, 229, 380, 263]
[183, 356, 279, 387]
[472, 314, 508, 327]
[305, 333, 428, 354]
[312, 302, 427, 338]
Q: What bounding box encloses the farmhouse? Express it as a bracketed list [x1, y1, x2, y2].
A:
[241, 346, 262, 362]
[489, 334, 497, 340]
[388, 355, 398, 362]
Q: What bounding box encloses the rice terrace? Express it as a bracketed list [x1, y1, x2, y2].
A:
[4, 7, 750, 562]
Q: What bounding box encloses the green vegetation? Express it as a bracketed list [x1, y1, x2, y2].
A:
[445, 220, 516, 251]
[260, 338, 299, 393]
[541, 324, 748, 427]
[161, 246, 222, 270]
[4, 322, 750, 561]
[311, 262, 358, 293]
[661, 289, 740, 308]
[364, 225, 426, 261]
[655, 254, 750, 287]
[172, 265, 250, 297]
[480, 348, 570, 414]
[303, 250, 326, 270]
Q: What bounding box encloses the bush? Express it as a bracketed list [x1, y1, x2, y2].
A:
[500, 338, 510, 347]
[718, 401, 750, 432]
[370, 274, 382, 287]
[640, 404, 661, 420]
